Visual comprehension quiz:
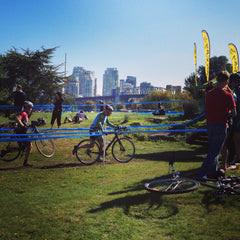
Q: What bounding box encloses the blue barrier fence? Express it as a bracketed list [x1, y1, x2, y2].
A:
[0, 113, 206, 143]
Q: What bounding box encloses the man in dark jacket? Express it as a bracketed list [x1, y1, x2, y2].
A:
[14, 85, 26, 113]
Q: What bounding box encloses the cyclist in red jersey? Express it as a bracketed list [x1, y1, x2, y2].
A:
[16, 101, 34, 166]
[197, 71, 236, 179]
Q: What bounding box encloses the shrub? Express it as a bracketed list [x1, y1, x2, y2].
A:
[182, 100, 200, 117]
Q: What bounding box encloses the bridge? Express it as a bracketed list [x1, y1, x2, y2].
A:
[76, 94, 147, 105]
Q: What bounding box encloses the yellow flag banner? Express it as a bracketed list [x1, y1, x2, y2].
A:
[229, 43, 239, 73]
[194, 43, 198, 86]
[202, 30, 210, 82]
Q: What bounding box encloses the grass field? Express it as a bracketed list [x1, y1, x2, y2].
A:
[0, 112, 239, 240]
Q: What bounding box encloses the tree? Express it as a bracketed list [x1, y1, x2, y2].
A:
[184, 55, 232, 99]
[63, 94, 76, 105]
[142, 90, 192, 111]
[128, 99, 139, 110]
[115, 102, 124, 110]
[85, 100, 96, 111]
[0, 47, 64, 105]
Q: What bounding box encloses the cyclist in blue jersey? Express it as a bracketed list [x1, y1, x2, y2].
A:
[72, 105, 119, 155]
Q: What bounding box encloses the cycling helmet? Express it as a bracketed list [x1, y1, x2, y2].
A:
[24, 101, 34, 108]
[105, 104, 113, 111]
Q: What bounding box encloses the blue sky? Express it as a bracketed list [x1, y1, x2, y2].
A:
[1, 0, 240, 95]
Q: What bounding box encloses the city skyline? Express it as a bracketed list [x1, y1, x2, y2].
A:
[1, 1, 240, 96]
[66, 65, 176, 97]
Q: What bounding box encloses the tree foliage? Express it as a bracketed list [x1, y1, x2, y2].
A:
[184, 56, 232, 99]
[141, 90, 193, 111]
[85, 100, 96, 111]
[0, 47, 64, 105]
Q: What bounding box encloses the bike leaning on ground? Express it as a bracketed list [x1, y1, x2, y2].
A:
[73, 127, 135, 165]
[144, 160, 200, 194]
[0, 121, 55, 161]
[144, 160, 240, 196]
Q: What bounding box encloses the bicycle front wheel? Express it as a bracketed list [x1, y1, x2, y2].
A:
[76, 139, 100, 165]
[112, 137, 135, 163]
[0, 141, 20, 161]
[35, 136, 55, 158]
[145, 177, 200, 194]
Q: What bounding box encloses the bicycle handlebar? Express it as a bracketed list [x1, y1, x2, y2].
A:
[103, 126, 127, 135]
[13, 122, 39, 133]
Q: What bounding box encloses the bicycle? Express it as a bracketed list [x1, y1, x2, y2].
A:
[198, 174, 240, 197]
[144, 160, 200, 194]
[74, 127, 135, 165]
[144, 160, 240, 196]
[0, 121, 55, 161]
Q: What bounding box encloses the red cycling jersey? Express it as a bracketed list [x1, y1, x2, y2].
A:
[205, 88, 236, 125]
[19, 111, 29, 125]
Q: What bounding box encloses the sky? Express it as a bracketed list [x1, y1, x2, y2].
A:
[1, 0, 240, 95]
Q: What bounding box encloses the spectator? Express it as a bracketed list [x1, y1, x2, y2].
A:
[50, 91, 64, 129]
[229, 72, 240, 165]
[153, 102, 165, 115]
[220, 85, 235, 170]
[65, 110, 89, 123]
[13, 85, 26, 113]
[99, 100, 104, 112]
[15, 101, 34, 167]
[197, 71, 236, 179]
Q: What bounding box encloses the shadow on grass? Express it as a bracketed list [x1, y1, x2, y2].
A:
[0, 162, 83, 171]
[89, 173, 240, 218]
[134, 148, 205, 163]
[89, 168, 203, 218]
[200, 187, 240, 210]
[88, 192, 179, 219]
[0, 148, 205, 171]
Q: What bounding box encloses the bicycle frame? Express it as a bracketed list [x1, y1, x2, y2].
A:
[75, 127, 135, 165]
[103, 133, 122, 153]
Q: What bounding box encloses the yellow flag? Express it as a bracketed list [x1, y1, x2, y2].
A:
[228, 43, 239, 73]
[194, 43, 198, 86]
[202, 30, 210, 82]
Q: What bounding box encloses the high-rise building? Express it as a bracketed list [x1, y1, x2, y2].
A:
[84, 71, 94, 97]
[68, 66, 95, 97]
[140, 82, 153, 94]
[93, 78, 97, 97]
[120, 79, 125, 88]
[64, 75, 79, 97]
[166, 85, 182, 93]
[102, 68, 119, 96]
[126, 76, 136, 88]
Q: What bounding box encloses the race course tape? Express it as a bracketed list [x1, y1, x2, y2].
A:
[0, 128, 206, 143]
[0, 113, 206, 142]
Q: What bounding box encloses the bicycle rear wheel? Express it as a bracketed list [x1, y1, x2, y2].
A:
[145, 177, 200, 194]
[0, 141, 20, 161]
[112, 137, 135, 163]
[76, 139, 100, 165]
[35, 136, 55, 158]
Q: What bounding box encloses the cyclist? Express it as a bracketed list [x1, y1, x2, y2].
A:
[72, 104, 120, 155]
[15, 101, 34, 166]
